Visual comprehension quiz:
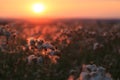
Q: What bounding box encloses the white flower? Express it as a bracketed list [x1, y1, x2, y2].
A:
[27, 55, 37, 64]
[42, 42, 54, 50]
[93, 42, 99, 50]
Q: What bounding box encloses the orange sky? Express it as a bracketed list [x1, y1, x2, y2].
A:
[0, 0, 120, 19]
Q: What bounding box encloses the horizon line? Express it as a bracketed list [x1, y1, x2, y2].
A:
[0, 17, 120, 20]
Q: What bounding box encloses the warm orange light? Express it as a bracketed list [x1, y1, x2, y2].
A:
[32, 3, 45, 13]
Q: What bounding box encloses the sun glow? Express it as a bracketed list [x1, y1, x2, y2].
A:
[32, 3, 45, 13]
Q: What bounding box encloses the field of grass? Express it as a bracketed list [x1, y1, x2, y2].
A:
[0, 20, 120, 80]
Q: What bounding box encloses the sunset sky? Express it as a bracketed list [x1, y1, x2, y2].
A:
[0, 0, 120, 19]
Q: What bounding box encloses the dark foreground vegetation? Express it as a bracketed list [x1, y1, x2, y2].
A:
[0, 19, 120, 80]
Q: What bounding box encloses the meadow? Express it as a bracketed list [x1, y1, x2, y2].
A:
[0, 19, 120, 80]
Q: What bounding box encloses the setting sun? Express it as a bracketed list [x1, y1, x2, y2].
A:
[32, 3, 45, 13]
